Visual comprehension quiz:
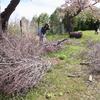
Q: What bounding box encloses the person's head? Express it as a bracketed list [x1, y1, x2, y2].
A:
[44, 23, 50, 28]
[97, 19, 99, 22]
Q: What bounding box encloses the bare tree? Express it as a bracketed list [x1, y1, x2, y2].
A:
[0, 0, 20, 37]
[60, 0, 100, 34]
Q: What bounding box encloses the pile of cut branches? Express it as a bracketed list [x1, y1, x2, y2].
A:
[0, 34, 65, 95]
[80, 41, 100, 74]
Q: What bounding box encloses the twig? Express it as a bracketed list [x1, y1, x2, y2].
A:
[80, 62, 92, 65]
[0, 61, 24, 65]
[57, 38, 67, 45]
[67, 75, 81, 77]
[0, 63, 16, 65]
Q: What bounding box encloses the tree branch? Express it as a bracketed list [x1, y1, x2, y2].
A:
[57, 38, 67, 45]
[0, 0, 20, 32]
[1, 0, 20, 21]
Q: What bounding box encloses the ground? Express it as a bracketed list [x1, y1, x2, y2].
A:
[49, 57, 66, 65]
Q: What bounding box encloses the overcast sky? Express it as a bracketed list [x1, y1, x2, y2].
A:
[1, 0, 100, 22]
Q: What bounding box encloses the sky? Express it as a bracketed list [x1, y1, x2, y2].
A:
[0, 0, 65, 22]
[0, 0, 100, 22]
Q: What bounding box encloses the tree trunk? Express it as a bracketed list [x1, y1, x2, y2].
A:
[66, 8, 82, 34]
[0, 16, 3, 38]
[0, 0, 20, 37]
[66, 16, 74, 34]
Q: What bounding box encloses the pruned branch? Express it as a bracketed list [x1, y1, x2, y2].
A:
[0, 34, 53, 94]
[67, 75, 81, 77]
[57, 38, 67, 45]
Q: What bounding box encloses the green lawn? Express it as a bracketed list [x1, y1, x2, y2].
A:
[1, 30, 100, 100]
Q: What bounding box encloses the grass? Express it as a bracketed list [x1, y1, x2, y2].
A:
[47, 33, 69, 41]
[1, 30, 100, 100]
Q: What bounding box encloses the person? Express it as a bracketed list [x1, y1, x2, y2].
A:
[94, 19, 100, 34]
[39, 23, 50, 43]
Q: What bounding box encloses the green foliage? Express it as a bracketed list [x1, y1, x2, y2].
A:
[47, 33, 69, 41]
[0, 94, 2, 100]
[59, 92, 63, 96]
[31, 15, 38, 28]
[37, 13, 50, 27]
[49, 8, 64, 34]
[45, 93, 53, 99]
[63, 8, 100, 31]
[8, 24, 20, 34]
[50, 8, 61, 26]
[59, 55, 67, 60]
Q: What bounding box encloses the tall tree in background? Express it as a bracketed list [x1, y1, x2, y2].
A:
[31, 15, 38, 28]
[0, 0, 20, 37]
[50, 8, 62, 27]
[63, 7, 100, 31]
[60, 0, 100, 34]
[37, 13, 50, 29]
[50, 8, 64, 34]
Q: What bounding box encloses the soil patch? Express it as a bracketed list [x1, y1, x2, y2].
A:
[49, 58, 66, 65]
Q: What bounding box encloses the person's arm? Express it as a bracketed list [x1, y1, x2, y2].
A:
[47, 25, 50, 30]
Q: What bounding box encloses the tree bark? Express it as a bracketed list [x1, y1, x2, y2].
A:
[66, 8, 82, 34]
[0, 0, 20, 36]
[66, 16, 74, 34]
